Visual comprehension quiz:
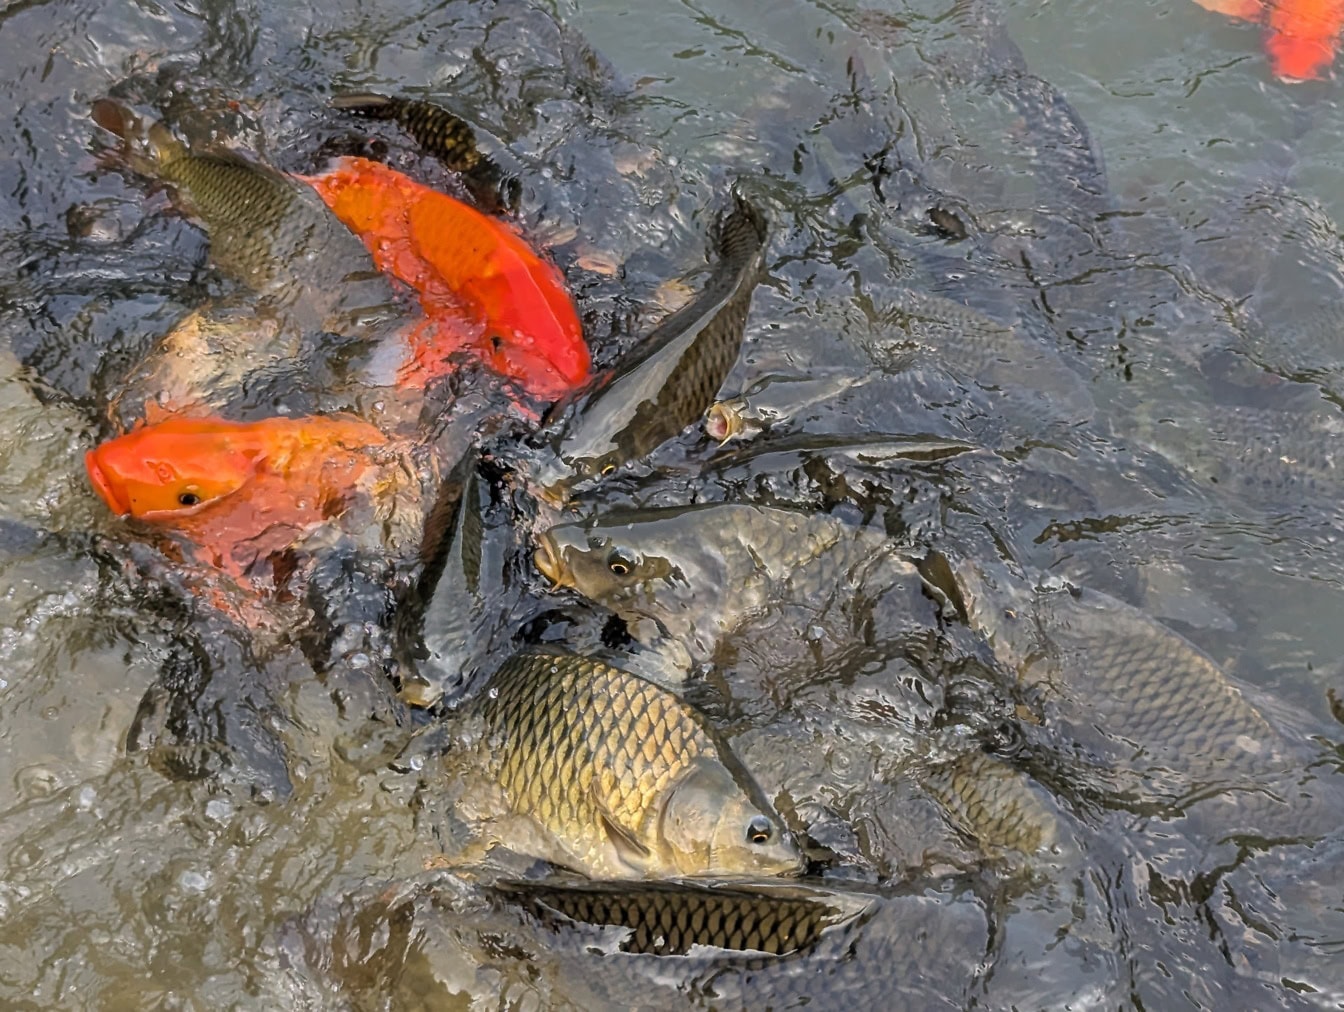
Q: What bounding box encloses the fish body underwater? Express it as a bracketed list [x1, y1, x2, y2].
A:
[534, 193, 767, 501]
[472, 649, 802, 879]
[1194, 0, 1344, 81]
[92, 99, 401, 335]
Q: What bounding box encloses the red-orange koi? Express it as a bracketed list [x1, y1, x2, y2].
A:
[1195, 0, 1344, 81]
[298, 156, 590, 399]
[85, 413, 392, 580]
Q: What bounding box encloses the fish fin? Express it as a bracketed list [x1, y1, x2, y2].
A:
[917, 550, 971, 624]
[330, 92, 399, 118]
[590, 780, 651, 867]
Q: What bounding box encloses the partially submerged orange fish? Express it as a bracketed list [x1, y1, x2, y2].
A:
[1195, 0, 1344, 81]
[85, 414, 395, 579]
[299, 156, 590, 399]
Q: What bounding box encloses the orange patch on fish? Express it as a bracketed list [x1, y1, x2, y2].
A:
[298, 157, 590, 399]
[86, 413, 390, 579]
[1193, 0, 1344, 80]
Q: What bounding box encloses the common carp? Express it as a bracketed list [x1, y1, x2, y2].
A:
[929, 554, 1285, 774]
[534, 502, 925, 671]
[92, 98, 401, 337]
[532, 192, 767, 501]
[473, 649, 802, 879]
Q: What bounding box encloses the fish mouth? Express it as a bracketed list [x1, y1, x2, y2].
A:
[84, 451, 131, 517]
[532, 531, 569, 588]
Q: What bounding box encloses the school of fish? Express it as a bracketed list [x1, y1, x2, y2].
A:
[74, 58, 1344, 1008]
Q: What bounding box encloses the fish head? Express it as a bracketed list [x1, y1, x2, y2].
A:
[656, 759, 802, 877]
[529, 521, 693, 615]
[85, 419, 265, 520]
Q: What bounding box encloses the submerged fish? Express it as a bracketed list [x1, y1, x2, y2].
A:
[92, 99, 400, 335]
[932, 555, 1284, 774]
[533, 192, 767, 501]
[534, 502, 924, 671]
[85, 413, 396, 578]
[492, 878, 862, 956]
[331, 92, 518, 213]
[300, 155, 588, 399]
[1194, 0, 1344, 81]
[923, 750, 1059, 856]
[473, 649, 803, 879]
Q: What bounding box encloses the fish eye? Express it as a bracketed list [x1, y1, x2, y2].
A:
[607, 549, 636, 577]
[600, 462, 617, 476]
[746, 816, 773, 845]
[177, 492, 200, 507]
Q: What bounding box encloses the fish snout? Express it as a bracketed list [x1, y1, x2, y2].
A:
[85, 450, 131, 517]
[533, 531, 569, 588]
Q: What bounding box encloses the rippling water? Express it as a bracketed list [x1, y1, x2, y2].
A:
[2, 0, 1343, 1006]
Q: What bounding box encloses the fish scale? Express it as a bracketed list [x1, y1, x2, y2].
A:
[332, 92, 516, 212]
[475, 650, 799, 878]
[498, 881, 847, 956]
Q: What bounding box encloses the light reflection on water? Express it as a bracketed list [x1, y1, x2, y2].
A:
[1, 0, 1343, 1006]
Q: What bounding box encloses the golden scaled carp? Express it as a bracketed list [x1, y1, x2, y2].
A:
[473, 650, 803, 879]
[532, 192, 767, 502]
[91, 98, 401, 337]
[534, 502, 923, 670]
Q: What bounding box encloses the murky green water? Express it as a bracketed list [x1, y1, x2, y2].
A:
[2, 0, 1343, 1007]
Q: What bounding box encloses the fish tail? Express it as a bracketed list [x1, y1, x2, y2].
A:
[91, 98, 188, 175]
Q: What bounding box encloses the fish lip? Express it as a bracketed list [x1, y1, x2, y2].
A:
[84, 451, 131, 517]
[533, 531, 568, 588]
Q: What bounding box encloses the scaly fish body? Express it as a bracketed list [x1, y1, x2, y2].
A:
[943, 558, 1283, 773]
[331, 92, 517, 213]
[534, 503, 921, 669]
[1193, 0, 1344, 81]
[474, 650, 802, 879]
[300, 156, 588, 399]
[534, 193, 767, 500]
[85, 414, 392, 578]
[92, 99, 401, 336]
[491, 879, 862, 956]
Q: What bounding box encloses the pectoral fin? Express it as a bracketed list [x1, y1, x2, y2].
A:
[591, 780, 651, 871]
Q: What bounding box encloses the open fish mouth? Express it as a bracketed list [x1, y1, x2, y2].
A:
[84, 451, 131, 517]
[532, 531, 568, 588]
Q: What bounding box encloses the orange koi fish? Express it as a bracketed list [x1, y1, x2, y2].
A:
[298, 157, 590, 399]
[1194, 0, 1344, 81]
[86, 414, 392, 579]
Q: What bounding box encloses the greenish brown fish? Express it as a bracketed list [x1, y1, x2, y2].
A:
[474, 649, 802, 879]
[331, 92, 518, 213]
[534, 502, 923, 671]
[869, 289, 1094, 422]
[532, 193, 767, 502]
[939, 556, 1284, 773]
[92, 98, 400, 337]
[492, 878, 861, 956]
[924, 750, 1059, 855]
